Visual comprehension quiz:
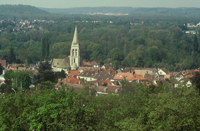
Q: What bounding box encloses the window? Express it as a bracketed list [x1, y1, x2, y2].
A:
[72, 49, 74, 56]
[75, 49, 77, 56]
[134, 76, 136, 78]
[74, 58, 75, 63]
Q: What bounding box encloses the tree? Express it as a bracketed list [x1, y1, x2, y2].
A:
[194, 34, 199, 52]
[42, 35, 50, 60]
[191, 71, 200, 95]
[34, 61, 57, 84]
[8, 47, 16, 64]
[0, 78, 13, 94]
[0, 64, 4, 75]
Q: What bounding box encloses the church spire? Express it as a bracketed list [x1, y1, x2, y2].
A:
[72, 25, 79, 45]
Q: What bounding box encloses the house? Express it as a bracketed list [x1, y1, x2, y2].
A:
[18, 67, 27, 71]
[52, 58, 71, 73]
[78, 66, 92, 73]
[101, 63, 113, 70]
[90, 80, 116, 86]
[77, 70, 98, 82]
[93, 71, 117, 80]
[157, 68, 168, 75]
[83, 60, 100, 67]
[112, 72, 147, 83]
[0, 59, 6, 67]
[67, 70, 80, 78]
[55, 77, 81, 89]
[7, 63, 26, 69]
[174, 78, 192, 88]
[91, 85, 121, 96]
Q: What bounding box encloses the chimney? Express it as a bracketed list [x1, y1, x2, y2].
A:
[104, 87, 108, 92]
[89, 87, 91, 95]
[115, 88, 119, 93]
[58, 79, 61, 84]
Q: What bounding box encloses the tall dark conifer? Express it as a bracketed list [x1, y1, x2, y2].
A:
[194, 34, 199, 52]
[8, 47, 16, 64]
[41, 35, 50, 60]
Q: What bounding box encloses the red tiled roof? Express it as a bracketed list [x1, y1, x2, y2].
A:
[83, 61, 92, 66]
[90, 60, 100, 65]
[0, 59, 6, 67]
[65, 77, 80, 84]
[83, 60, 100, 66]
[68, 70, 79, 77]
[184, 73, 194, 78]
[113, 73, 146, 81]
[98, 80, 112, 85]
[8, 67, 17, 71]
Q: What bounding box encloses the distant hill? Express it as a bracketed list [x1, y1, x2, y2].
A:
[40, 7, 200, 17]
[0, 5, 49, 15]
[39, 7, 133, 15]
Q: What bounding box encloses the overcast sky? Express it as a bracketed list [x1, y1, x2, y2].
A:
[0, 0, 200, 8]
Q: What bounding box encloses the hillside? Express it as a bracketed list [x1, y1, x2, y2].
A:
[40, 7, 200, 17]
[0, 4, 49, 15]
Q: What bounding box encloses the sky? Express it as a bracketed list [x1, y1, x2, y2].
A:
[0, 0, 200, 8]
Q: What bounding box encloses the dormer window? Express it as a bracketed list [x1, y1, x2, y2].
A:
[134, 76, 136, 78]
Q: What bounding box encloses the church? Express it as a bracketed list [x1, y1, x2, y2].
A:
[52, 26, 82, 73]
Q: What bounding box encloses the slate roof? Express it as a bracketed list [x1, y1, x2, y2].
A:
[77, 70, 97, 77]
[8, 64, 25, 68]
[52, 57, 70, 68]
[18, 67, 27, 71]
[94, 71, 117, 80]
[92, 85, 121, 93]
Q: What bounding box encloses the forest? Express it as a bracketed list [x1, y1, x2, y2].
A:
[0, 18, 200, 71]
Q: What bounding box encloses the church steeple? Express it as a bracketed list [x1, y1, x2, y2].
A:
[72, 25, 79, 45]
[70, 25, 80, 70]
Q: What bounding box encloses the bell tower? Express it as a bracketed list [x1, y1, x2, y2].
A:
[70, 25, 80, 70]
